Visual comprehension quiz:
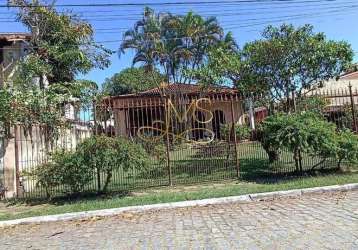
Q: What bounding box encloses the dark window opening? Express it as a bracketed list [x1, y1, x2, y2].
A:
[212, 110, 226, 140]
[192, 111, 206, 140]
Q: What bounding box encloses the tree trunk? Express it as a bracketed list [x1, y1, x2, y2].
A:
[337, 158, 343, 169]
[293, 148, 300, 173]
[261, 142, 280, 163]
[102, 170, 112, 193]
[298, 149, 303, 173]
[268, 149, 280, 163]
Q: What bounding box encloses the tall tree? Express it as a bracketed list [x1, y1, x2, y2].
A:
[187, 45, 242, 88]
[240, 24, 353, 111]
[191, 24, 353, 111]
[8, 0, 112, 88]
[102, 67, 165, 96]
[1, 1, 110, 139]
[120, 7, 237, 84]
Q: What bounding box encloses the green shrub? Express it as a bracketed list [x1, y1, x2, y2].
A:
[221, 123, 251, 141]
[24, 149, 93, 198]
[24, 162, 61, 198]
[51, 150, 94, 194]
[336, 130, 358, 168]
[25, 136, 150, 197]
[133, 138, 166, 164]
[76, 135, 150, 192]
[255, 123, 280, 163]
[259, 111, 338, 172]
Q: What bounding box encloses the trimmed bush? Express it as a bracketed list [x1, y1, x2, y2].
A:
[76, 135, 149, 192]
[336, 129, 358, 168]
[25, 135, 150, 197]
[24, 149, 93, 198]
[259, 111, 339, 172]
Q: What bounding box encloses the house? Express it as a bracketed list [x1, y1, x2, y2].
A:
[305, 69, 358, 105]
[0, 32, 31, 87]
[105, 83, 246, 141]
[303, 71, 358, 131]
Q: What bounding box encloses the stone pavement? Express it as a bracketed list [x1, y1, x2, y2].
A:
[1, 191, 357, 250]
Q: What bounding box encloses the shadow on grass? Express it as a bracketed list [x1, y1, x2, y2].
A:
[4, 189, 131, 207]
[239, 157, 343, 184]
[139, 158, 236, 180]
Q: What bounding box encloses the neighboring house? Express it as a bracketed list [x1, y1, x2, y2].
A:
[306, 68, 357, 98]
[0, 33, 95, 198]
[309, 70, 358, 104]
[303, 71, 358, 131]
[106, 83, 247, 141]
[0, 32, 31, 88]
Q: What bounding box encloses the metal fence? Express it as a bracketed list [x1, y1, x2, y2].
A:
[308, 85, 358, 132]
[14, 107, 94, 198]
[3, 85, 358, 198]
[0, 137, 4, 187]
[89, 91, 241, 192]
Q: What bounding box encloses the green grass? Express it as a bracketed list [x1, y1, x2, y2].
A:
[1, 171, 357, 221]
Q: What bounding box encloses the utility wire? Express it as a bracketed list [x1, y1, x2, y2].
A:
[1, 0, 356, 16]
[0, 0, 357, 48]
[1, 2, 357, 24]
[1, 0, 347, 8]
[79, 5, 358, 22]
[1, 7, 358, 49]
[1, 14, 357, 45]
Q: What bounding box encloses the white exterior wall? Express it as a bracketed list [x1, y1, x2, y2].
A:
[1, 123, 92, 198]
[0, 41, 28, 88]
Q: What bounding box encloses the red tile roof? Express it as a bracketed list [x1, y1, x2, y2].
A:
[0, 32, 31, 41]
[111, 83, 239, 99]
[140, 83, 202, 95]
[341, 71, 358, 80]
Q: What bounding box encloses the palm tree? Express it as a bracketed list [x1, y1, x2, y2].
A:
[120, 8, 237, 84]
[120, 8, 161, 72]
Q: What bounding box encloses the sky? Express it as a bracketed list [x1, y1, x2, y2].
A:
[1, 0, 358, 87]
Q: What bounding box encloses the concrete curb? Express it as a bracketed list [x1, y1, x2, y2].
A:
[1, 183, 357, 228]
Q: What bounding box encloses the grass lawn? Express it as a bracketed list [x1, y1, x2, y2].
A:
[1, 171, 357, 221]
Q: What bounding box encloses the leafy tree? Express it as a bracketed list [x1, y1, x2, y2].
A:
[0, 89, 13, 137]
[102, 67, 165, 96]
[120, 7, 237, 84]
[1, 1, 110, 141]
[191, 24, 353, 109]
[8, 0, 112, 87]
[240, 24, 353, 111]
[0, 85, 71, 143]
[187, 46, 241, 88]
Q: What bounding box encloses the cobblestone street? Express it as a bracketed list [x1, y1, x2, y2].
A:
[1, 191, 357, 249]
